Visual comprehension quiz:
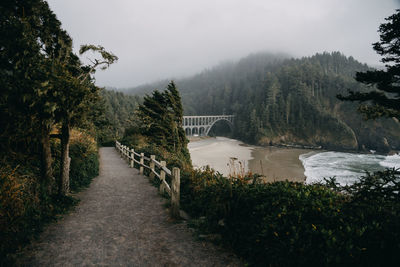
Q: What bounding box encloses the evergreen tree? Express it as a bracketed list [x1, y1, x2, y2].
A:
[338, 10, 400, 120]
[136, 81, 189, 157]
[165, 81, 188, 153]
[0, 0, 117, 195]
[1, 0, 71, 192]
[124, 51, 399, 152]
[56, 45, 117, 195]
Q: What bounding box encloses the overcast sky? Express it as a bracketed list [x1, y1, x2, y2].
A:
[47, 0, 399, 88]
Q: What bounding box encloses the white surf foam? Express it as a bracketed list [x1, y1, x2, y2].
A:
[379, 154, 400, 169]
[299, 151, 396, 185]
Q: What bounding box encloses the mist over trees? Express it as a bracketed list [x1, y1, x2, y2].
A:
[121, 52, 400, 153]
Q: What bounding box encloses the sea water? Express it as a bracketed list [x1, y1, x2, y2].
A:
[300, 151, 400, 185]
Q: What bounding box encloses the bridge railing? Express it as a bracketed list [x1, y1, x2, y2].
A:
[115, 141, 180, 218]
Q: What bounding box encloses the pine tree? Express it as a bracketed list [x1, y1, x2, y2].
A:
[0, 1, 117, 195]
[338, 10, 400, 120]
[136, 81, 189, 157]
[0, 0, 69, 192]
[55, 45, 117, 195]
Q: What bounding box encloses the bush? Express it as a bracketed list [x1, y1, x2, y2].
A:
[0, 163, 78, 265]
[69, 130, 99, 191]
[0, 129, 99, 264]
[0, 165, 40, 263]
[181, 168, 400, 266]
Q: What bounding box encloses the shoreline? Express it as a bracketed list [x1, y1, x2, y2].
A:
[188, 137, 400, 185]
[187, 136, 212, 142]
[188, 137, 316, 182]
[188, 136, 398, 156]
[248, 146, 315, 183]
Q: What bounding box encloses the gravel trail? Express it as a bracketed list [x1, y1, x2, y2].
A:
[19, 147, 241, 266]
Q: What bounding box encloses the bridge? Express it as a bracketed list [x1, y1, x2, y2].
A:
[182, 115, 234, 136]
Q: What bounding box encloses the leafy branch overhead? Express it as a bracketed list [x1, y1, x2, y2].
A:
[78, 44, 118, 82]
[338, 9, 400, 120]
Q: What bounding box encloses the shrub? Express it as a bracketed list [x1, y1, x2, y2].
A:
[181, 168, 400, 266]
[0, 165, 39, 262]
[0, 162, 78, 265]
[69, 129, 99, 191]
[0, 129, 99, 264]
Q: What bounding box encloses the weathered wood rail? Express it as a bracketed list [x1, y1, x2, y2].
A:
[115, 141, 180, 218]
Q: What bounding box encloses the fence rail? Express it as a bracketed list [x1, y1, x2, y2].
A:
[115, 141, 180, 218]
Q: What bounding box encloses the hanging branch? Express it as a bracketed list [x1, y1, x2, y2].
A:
[77, 44, 118, 83]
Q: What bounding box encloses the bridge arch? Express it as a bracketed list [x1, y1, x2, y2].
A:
[205, 118, 234, 136]
[199, 127, 205, 135]
[182, 115, 234, 136]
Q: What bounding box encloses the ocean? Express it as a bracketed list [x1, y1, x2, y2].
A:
[300, 151, 400, 185]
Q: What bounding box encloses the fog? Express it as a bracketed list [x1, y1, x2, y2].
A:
[47, 0, 399, 88]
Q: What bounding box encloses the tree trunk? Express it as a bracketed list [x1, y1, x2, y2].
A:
[40, 125, 54, 194]
[59, 121, 70, 195]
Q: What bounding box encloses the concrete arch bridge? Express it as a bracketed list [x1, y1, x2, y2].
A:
[182, 115, 234, 136]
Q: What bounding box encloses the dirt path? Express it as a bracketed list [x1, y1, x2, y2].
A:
[19, 147, 241, 266]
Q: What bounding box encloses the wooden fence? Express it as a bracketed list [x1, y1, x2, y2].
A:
[115, 141, 180, 218]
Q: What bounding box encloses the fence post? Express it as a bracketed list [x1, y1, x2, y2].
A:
[130, 148, 134, 168]
[149, 155, 155, 179]
[159, 161, 166, 194]
[121, 145, 124, 158]
[171, 167, 180, 219]
[125, 147, 130, 162]
[139, 153, 144, 175]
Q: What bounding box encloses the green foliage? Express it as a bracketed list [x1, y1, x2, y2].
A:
[68, 131, 99, 191]
[79, 44, 118, 72]
[0, 130, 99, 264]
[338, 10, 400, 120]
[0, 0, 67, 149]
[0, 0, 116, 197]
[180, 169, 400, 266]
[96, 89, 141, 146]
[127, 81, 191, 166]
[0, 162, 77, 265]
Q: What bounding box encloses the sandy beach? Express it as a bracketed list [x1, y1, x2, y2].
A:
[248, 146, 316, 182]
[188, 137, 316, 182]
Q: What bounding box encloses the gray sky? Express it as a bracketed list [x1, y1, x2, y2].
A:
[47, 0, 399, 88]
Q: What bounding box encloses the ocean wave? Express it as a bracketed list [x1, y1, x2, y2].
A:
[379, 154, 400, 169]
[299, 151, 394, 185]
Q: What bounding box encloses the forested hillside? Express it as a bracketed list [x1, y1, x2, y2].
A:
[125, 52, 400, 152]
[96, 90, 141, 145]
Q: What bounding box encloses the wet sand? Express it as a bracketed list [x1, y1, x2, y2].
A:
[248, 147, 315, 182]
[188, 137, 253, 176]
[189, 137, 316, 182]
